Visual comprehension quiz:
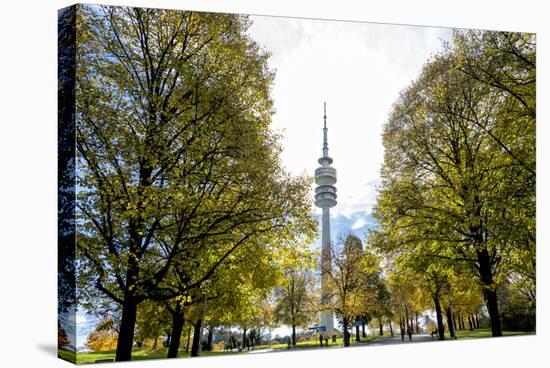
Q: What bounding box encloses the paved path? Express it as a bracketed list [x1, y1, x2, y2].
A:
[245, 334, 437, 355]
[359, 334, 435, 346]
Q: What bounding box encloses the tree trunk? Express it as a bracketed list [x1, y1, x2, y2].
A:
[242, 328, 247, 349]
[152, 336, 158, 350]
[167, 310, 184, 358]
[433, 295, 445, 341]
[475, 314, 480, 329]
[185, 328, 191, 352]
[446, 306, 456, 339]
[361, 322, 366, 338]
[484, 288, 502, 336]
[468, 315, 474, 331]
[453, 315, 458, 330]
[399, 314, 405, 341]
[206, 326, 214, 351]
[379, 319, 383, 336]
[415, 314, 419, 334]
[115, 296, 138, 361]
[292, 325, 296, 346]
[191, 319, 202, 357]
[404, 306, 410, 332]
[478, 249, 502, 336]
[355, 325, 360, 341]
[115, 230, 144, 362]
[343, 318, 350, 347]
[389, 320, 394, 337]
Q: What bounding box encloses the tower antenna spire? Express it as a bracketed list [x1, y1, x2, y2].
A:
[324, 101, 327, 128]
[323, 102, 328, 158]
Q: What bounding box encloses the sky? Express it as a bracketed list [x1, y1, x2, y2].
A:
[73, 15, 454, 349]
[247, 15, 453, 218]
[246, 16, 452, 337]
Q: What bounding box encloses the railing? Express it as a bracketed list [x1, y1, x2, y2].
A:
[315, 185, 337, 194]
[315, 192, 337, 201]
[315, 166, 337, 178]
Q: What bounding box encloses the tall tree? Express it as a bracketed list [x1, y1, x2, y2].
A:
[75, 5, 316, 361]
[372, 30, 535, 337]
[326, 234, 367, 347]
[273, 270, 316, 346]
[58, 10, 78, 357]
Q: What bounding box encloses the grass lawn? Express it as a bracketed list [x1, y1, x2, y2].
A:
[255, 334, 381, 350]
[453, 328, 534, 340]
[67, 335, 383, 364]
[68, 348, 244, 364]
[58, 348, 76, 363]
[63, 329, 533, 364]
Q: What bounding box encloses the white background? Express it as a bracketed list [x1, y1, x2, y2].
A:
[0, 0, 548, 367]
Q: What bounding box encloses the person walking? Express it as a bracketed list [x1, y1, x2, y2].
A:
[407, 326, 412, 341]
[319, 333, 323, 347]
[400, 327, 405, 341]
[324, 335, 328, 346]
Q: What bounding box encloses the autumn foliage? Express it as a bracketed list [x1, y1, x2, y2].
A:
[58, 322, 71, 348]
[86, 318, 119, 352]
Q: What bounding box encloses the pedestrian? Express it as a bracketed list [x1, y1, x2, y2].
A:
[400, 327, 405, 341]
[319, 333, 323, 347]
[407, 326, 412, 341]
[332, 334, 336, 345]
[287, 336, 291, 349]
[324, 335, 328, 346]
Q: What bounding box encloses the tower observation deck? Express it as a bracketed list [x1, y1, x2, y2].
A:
[314, 103, 337, 208]
[315, 102, 336, 337]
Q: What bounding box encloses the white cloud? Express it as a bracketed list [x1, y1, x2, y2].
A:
[76, 309, 98, 348]
[351, 217, 367, 230]
[76, 313, 88, 324]
[248, 15, 451, 217]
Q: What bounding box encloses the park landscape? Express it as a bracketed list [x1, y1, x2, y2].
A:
[58, 4, 536, 364]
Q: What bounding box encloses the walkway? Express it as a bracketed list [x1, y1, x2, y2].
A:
[360, 334, 435, 346]
[246, 334, 437, 355]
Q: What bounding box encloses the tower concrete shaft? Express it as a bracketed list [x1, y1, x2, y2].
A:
[320, 207, 333, 336]
[314, 102, 336, 337]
